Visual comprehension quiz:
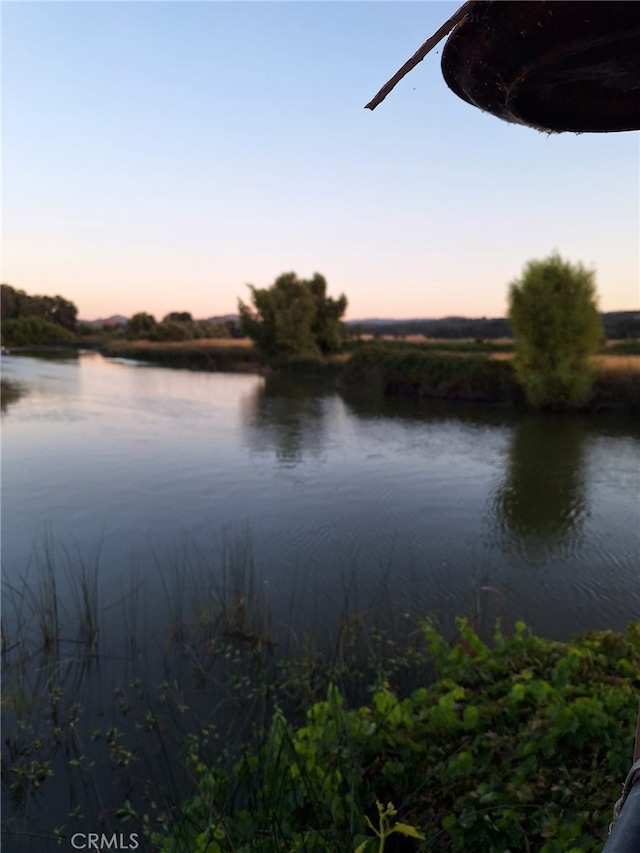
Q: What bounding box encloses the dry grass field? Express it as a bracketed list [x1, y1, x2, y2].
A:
[592, 354, 640, 377]
[118, 337, 255, 349]
[489, 351, 640, 373]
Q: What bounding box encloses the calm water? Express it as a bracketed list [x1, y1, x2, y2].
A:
[2, 350, 639, 641]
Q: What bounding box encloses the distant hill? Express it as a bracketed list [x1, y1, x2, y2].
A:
[205, 314, 240, 325]
[347, 311, 640, 340]
[81, 315, 128, 327]
[346, 316, 512, 339]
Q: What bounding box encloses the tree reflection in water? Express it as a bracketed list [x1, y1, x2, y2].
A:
[0, 379, 23, 414]
[492, 415, 588, 563]
[241, 375, 333, 468]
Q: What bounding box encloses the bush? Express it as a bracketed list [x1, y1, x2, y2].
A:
[156, 621, 639, 852]
[0, 316, 76, 347]
[340, 343, 518, 403]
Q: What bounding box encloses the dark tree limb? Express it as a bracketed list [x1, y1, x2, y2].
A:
[365, 1, 477, 111]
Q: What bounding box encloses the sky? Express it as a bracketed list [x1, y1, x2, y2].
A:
[3, 1, 639, 322]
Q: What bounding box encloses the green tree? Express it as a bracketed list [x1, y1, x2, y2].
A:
[42, 295, 78, 331]
[152, 320, 192, 342]
[508, 253, 603, 409]
[308, 273, 348, 354]
[1, 284, 19, 320]
[1, 284, 78, 332]
[126, 312, 157, 339]
[163, 311, 193, 324]
[192, 320, 230, 339]
[0, 316, 75, 347]
[238, 272, 348, 359]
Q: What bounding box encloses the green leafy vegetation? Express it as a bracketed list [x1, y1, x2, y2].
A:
[125, 311, 232, 342]
[340, 342, 519, 403]
[155, 619, 639, 852]
[238, 272, 348, 359]
[1, 284, 78, 333]
[2, 539, 638, 851]
[0, 316, 76, 347]
[508, 254, 604, 409]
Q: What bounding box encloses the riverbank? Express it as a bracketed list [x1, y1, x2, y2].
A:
[101, 338, 349, 379]
[102, 337, 265, 372]
[340, 343, 640, 413]
[3, 548, 637, 852]
[8, 338, 640, 413]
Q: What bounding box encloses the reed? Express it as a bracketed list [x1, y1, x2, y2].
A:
[2, 533, 452, 850]
[6, 532, 633, 852]
[340, 343, 519, 403]
[103, 338, 260, 372]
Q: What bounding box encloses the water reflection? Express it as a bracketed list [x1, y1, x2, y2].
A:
[0, 379, 23, 414]
[241, 375, 333, 467]
[340, 384, 519, 430]
[491, 415, 588, 563]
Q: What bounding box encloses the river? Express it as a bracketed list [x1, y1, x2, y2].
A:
[2, 349, 639, 850]
[2, 350, 639, 642]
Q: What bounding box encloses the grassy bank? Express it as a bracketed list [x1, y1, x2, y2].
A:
[590, 355, 640, 412]
[339, 342, 640, 413]
[15, 336, 633, 412]
[103, 338, 262, 372]
[2, 542, 638, 852]
[339, 343, 521, 404]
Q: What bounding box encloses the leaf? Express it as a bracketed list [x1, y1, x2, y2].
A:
[392, 822, 425, 840]
[354, 842, 370, 853]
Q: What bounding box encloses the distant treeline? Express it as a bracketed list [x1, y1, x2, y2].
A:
[351, 311, 640, 341]
[1, 284, 78, 346]
[111, 311, 239, 342]
[1, 284, 78, 331]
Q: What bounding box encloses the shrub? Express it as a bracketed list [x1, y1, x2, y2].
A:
[156, 620, 639, 852]
[0, 316, 76, 347]
[340, 343, 518, 403]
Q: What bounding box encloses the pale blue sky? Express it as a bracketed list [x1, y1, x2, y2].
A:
[3, 1, 639, 321]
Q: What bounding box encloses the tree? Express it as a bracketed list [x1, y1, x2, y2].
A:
[308, 273, 348, 354]
[126, 312, 157, 339]
[0, 316, 75, 347]
[238, 272, 348, 359]
[1, 284, 78, 331]
[163, 311, 193, 324]
[152, 320, 192, 342]
[508, 253, 604, 409]
[1, 284, 18, 320]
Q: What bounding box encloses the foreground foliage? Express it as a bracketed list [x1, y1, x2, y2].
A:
[157, 620, 639, 852]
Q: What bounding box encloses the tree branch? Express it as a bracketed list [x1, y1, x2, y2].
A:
[364, 1, 477, 111]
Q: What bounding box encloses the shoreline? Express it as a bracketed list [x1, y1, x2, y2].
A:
[7, 339, 640, 414]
